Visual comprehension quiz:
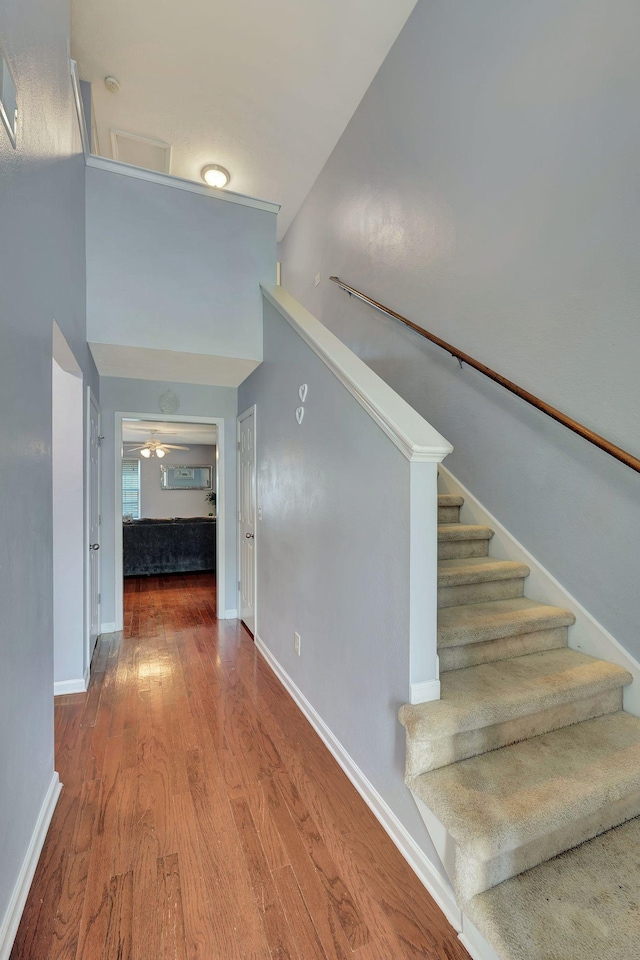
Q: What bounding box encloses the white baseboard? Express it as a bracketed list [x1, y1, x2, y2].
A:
[0, 772, 62, 960]
[254, 634, 462, 930]
[410, 678, 441, 704]
[100, 622, 117, 635]
[438, 464, 640, 716]
[459, 914, 501, 960]
[220, 609, 237, 620]
[54, 673, 88, 696]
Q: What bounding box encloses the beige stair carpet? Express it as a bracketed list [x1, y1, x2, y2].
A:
[399, 494, 640, 958]
[411, 711, 640, 899]
[466, 814, 640, 960]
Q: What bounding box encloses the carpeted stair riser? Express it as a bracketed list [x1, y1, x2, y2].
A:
[400, 649, 631, 776]
[438, 504, 462, 523]
[455, 787, 640, 901]
[438, 558, 530, 609]
[439, 539, 490, 560]
[437, 523, 493, 560]
[439, 578, 525, 608]
[403, 687, 622, 777]
[438, 599, 575, 648]
[439, 625, 569, 671]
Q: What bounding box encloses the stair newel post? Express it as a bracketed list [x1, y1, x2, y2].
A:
[408, 458, 446, 705]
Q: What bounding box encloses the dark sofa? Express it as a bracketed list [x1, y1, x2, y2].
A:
[123, 517, 216, 576]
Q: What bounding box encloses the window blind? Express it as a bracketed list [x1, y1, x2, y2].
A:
[122, 459, 141, 519]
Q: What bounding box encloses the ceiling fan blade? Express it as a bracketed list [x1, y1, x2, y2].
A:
[124, 444, 146, 451]
[162, 444, 190, 450]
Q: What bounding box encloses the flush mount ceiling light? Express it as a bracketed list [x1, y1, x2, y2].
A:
[126, 429, 189, 459]
[201, 164, 230, 189]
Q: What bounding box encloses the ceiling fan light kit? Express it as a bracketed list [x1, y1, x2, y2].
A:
[126, 428, 189, 459]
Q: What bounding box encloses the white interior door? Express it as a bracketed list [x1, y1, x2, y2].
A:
[238, 407, 256, 635]
[88, 390, 101, 662]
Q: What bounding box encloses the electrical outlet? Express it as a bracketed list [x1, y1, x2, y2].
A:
[314, 272, 321, 287]
[294, 631, 301, 656]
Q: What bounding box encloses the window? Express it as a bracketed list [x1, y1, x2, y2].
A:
[122, 459, 141, 519]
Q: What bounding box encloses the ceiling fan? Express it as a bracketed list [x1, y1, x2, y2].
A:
[124, 429, 190, 459]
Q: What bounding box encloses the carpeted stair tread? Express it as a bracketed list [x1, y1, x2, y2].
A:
[399, 648, 632, 740]
[438, 597, 575, 648]
[411, 711, 640, 860]
[438, 557, 529, 587]
[466, 814, 640, 960]
[438, 494, 464, 507]
[438, 523, 494, 542]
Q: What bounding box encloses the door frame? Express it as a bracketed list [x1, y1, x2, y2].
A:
[85, 386, 101, 672]
[113, 411, 226, 631]
[237, 404, 257, 636]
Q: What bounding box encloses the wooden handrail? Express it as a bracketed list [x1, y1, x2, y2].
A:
[330, 276, 640, 475]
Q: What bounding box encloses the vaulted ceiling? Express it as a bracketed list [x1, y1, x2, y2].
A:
[71, 0, 418, 239]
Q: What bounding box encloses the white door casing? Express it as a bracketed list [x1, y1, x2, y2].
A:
[113, 412, 227, 628]
[87, 389, 101, 663]
[238, 406, 256, 635]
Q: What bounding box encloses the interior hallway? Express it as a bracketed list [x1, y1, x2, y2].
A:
[10, 573, 469, 959]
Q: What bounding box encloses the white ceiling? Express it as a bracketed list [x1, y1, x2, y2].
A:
[89, 342, 260, 387]
[71, 0, 418, 239]
[122, 419, 217, 446]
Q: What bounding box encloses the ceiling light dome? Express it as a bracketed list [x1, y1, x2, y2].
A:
[201, 164, 230, 189]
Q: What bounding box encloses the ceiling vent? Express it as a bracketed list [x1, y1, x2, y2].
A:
[110, 129, 171, 173]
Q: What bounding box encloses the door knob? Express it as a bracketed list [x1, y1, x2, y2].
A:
[90, 543, 100, 550]
[245, 532, 254, 539]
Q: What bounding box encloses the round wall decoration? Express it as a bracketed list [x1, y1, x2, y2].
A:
[158, 388, 180, 414]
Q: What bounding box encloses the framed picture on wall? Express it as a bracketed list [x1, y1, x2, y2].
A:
[160, 465, 213, 490]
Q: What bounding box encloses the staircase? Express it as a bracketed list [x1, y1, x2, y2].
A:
[400, 494, 640, 960]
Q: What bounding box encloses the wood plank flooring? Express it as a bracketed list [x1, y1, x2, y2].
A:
[10, 573, 470, 960]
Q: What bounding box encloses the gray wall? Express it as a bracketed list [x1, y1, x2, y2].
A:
[239, 299, 437, 858]
[0, 0, 98, 934]
[100, 378, 237, 619]
[86, 164, 277, 360]
[134, 444, 217, 518]
[281, 0, 640, 661]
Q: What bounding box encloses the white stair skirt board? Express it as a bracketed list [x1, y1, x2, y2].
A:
[54, 666, 89, 696]
[254, 635, 462, 932]
[459, 915, 501, 960]
[410, 678, 441, 704]
[438, 464, 640, 716]
[0, 772, 62, 960]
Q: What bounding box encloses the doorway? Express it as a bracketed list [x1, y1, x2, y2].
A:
[52, 325, 87, 694]
[87, 389, 101, 669]
[237, 406, 256, 635]
[113, 412, 225, 631]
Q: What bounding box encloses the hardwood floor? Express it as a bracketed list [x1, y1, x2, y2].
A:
[11, 573, 470, 960]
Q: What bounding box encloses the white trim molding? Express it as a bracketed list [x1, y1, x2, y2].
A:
[0, 772, 62, 960]
[87, 155, 280, 215]
[222, 609, 238, 620]
[69, 60, 89, 157]
[113, 412, 226, 632]
[100, 622, 118, 636]
[261, 285, 453, 464]
[254, 634, 462, 930]
[410, 679, 441, 705]
[54, 670, 88, 696]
